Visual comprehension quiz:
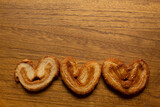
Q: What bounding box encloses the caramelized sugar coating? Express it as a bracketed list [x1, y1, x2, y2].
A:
[60, 57, 101, 95]
[15, 56, 59, 92]
[102, 59, 150, 95]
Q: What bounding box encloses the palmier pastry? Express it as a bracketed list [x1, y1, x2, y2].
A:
[15, 56, 59, 92]
[102, 59, 150, 95]
[60, 57, 101, 95]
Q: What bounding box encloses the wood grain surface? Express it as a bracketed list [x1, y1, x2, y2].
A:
[0, 0, 160, 106]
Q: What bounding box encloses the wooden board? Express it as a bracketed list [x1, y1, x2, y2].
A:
[0, 0, 160, 106]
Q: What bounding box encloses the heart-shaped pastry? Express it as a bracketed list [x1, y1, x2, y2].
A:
[15, 56, 59, 92]
[102, 59, 150, 95]
[60, 57, 101, 95]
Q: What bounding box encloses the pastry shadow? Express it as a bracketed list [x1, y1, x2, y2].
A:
[61, 80, 97, 98]
[23, 76, 59, 94]
[102, 77, 147, 99]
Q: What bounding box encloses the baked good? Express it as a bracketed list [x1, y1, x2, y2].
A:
[14, 56, 59, 92]
[60, 57, 101, 95]
[102, 59, 150, 95]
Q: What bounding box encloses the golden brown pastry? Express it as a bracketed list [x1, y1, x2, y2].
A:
[102, 59, 150, 95]
[60, 57, 101, 95]
[15, 56, 59, 92]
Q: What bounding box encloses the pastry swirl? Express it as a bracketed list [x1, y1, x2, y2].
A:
[15, 56, 59, 92]
[102, 59, 150, 95]
[60, 57, 101, 95]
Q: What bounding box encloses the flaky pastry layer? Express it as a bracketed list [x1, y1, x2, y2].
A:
[60, 57, 101, 95]
[15, 56, 59, 92]
[102, 59, 150, 95]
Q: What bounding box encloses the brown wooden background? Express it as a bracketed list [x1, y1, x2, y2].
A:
[0, 0, 160, 106]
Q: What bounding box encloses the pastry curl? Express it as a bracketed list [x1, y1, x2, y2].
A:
[15, 56, 59, 92]
[60, 57, 101, 95]
[102, 59, 150, 95]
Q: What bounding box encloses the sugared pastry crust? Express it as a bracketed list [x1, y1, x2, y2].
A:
[102, 59, 150, 95]
[15, 56, 59, 92]
[60, 57, 101, 95]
